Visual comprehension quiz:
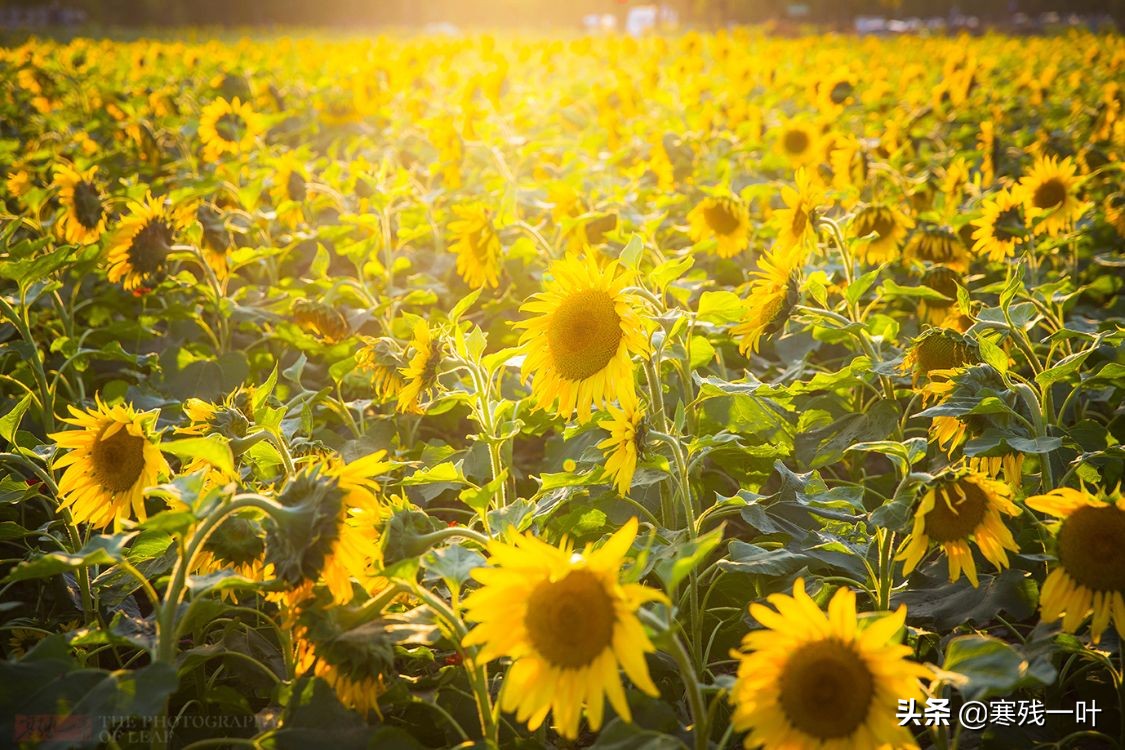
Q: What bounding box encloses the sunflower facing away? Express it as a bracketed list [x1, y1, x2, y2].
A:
[397, 321, 443, 414]
[902, 225, 970, 273]
[901, 328, 980, 387]
[851, 204, 914, 265]
[971, 189, 1025, 262]
[730, 579, 930, 750]
[597, 387, 645, 495]
[898, 471, 1020, 587]
[105, 193, 181, 291]
[50, 396, 170, 530]
[53, 163, 107, 245]
[448, 202, 502, 289]
[917, 265, 965, 327]
[517, 254, 649, 423]
[773, 168, 824, 258]
[732, 248, 799, 355]
[198, 96, 265, 162]
[687, 194, 750, 258]
[1026, 486, 1125, 643]
[462, 518, 663, 739]
[1016, 155, 1086, 237]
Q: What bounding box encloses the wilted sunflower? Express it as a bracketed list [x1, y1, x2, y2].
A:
[730, 579, 930, 750]
[1026, 486, 1125, 643]
[901, 328, 980, 386]
[775, 120, 821, 166]
[773, 168, 824, 258]
[732, 248, 799, 355]
[49, 396, 170, 530]
[903, 224, 970, 273]
[356, 336, 406, 402]
[517, 254, 649, 423]
[462, 518, 663, 739]
[971, 189, 1025, 262]
[851, 204, 913, 265]
[198, 97, 264, 162]
[448, 203, 502, 289]
[687, 194, 750, 259]
[1016, 155, 1086, 237]
[397, 321, 443, 414]
[53, 164, 106, 245]
[597, 388, 645, 495]
[292, 298, 350, 344]
[106, 193, 181, 291]
[898, 471, 1020, 587]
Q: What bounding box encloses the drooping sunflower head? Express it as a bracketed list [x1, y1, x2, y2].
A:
[731, 247, 800, 355]
[396, 321, 444, 414]
[773, 168, 825, 258]
[971, 188, 1026, 262]
[517, 254, 650, 423]
[898, 471, 1020, 587]
[597, 387, 646, 496]
[198, 96, 264, 162]
[918, 265, 965, 326]
[903, 224, 970, 272]
[294, 602, 392, 717]
[292, 298, 351, 344]
[1026, 486, 1125, 643]
[1016, 155, 1086, 237]
[852, 203, 914, 265]
[687, 194, 750, 258]
[902, 328, 981, 385]
[448, 202, 502, 289]
[266, 467, 345, 590]
[730, 579, 930, 750]
[49, 396, 170, 530]
[105, 193, 181, 291]
[53, 163, 106, 245]
[462, 518, 664, 739]
[196, 515, 267, 596]
[356, 336, 406, 402]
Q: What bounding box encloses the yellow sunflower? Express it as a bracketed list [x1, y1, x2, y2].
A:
[775, 120, 822, 167]
[852, 204, 914, 265]
[917, 265, 964, 327]
[1016, 155, 1086, 237]
[53, 164, 107, 245]
[270, 151, 308, 229]
[901, 328, 980, 387]
[902, 225, 970, 273]
[197, 203, 233, 282]
[687, 194, 750, 259]
[732, 248, 799, 355]
[198, 97, 264, 162]
[597, 388, 645, 495]
[516, 254, 649, 423]
[318, 452, 393, 604]
[730, 579, 930, 750]
[971, 189, 1025, 262]
[356, 336, 406, 403]
[49, 396, 170, 530]
[292, 601, 389, 718]
[397, 321, 443, 414]
[462, 518, 663, 739]
[897, 472, 1020, 587]
[292, 298, 350, 344]
[194, 516, 268, 600]
[773, 168, 824, 258]
[448, 203, 502, 289]
[1026, 487, 1125, 643]
[105, 193, 183, 291]
[1105, 193, 1125, 237]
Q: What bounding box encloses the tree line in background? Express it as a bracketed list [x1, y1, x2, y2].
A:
[3, 0, 1122, 29]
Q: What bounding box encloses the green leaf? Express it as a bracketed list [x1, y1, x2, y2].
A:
[0, 392, 33, 444]
[877, 279, 951, 301]
[943, 634, 1054, 700]
[620, 234, 644, 269]
[161, 436, 235, 479]
[696, 290, 744, 324]
[653, 526, 724, 594]
[5, 533, 135, 583]
[1035, 349, 1091, 386]
[977, 337, 1008, 374]
[422, 543, 485, 592]
[448, 287, 482, 322]
[845, 266, 882, 307]
[459, 469, 507, 514]
[649, 256, 693, 291]
[402, 461, 466, 486]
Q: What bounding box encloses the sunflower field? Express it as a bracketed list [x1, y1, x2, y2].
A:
[0, 26, 1123, 750]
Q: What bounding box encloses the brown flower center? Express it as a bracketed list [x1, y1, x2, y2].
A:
[779, 638, 874, 740]
[73, 181, 103, 229]
[547, 289, 623, 381]
[924, 480, 988, 542]
[783, 128, 811, 156]
[1032, 178, 1067, 210]
[1058, 505, 1125, 594]
[703, 199, 742, 236]
[92, 422, 146, 492]
[128, 219, 172, 278]
[525, 568, 615, 669]
[215, 112, 246, 144]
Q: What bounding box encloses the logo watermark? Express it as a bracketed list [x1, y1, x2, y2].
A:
[896, 698, 1102, 730]
[13, 714, 259, 744]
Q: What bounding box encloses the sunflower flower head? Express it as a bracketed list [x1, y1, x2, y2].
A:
[903, 224, 970, 272]
[1016, 155, 1086, 237]
[516, 254, 650, 423]
[462, 518, 664, 739]
[898, 471, 1021, 587]
[852, 204, 914, 265]
[731, 248, 800, 355]
[265, 466, 345, 590]
[773, 168, 824, 258]
[730, 579, 931, 750]
[901, 328, 980, 386]
[971, 189, 1025, 262]
[53, 163, 106, 245]
[106, 192, 185, 291]
[49, 396, 171, 530]
[198, 96, 265, 162]
[356, 336, 406, 402]
[1026, 486, 1125, 643]
[597, 388, 646, 495]
[917, 265, 965, 327]
[687, 194, 750, 259]
[448, 202, 502, 289]
[397, 321, 443, 414]
[292, 298, 351, 344]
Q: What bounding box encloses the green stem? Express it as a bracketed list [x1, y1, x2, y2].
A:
[641, 609, 708, 750]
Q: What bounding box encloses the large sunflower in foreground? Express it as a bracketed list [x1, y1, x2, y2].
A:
[898, 472, 1020, 587]
[53, 163, 106, 245]
[1026, 487, 1125, 643]
[1016, 155, 1086, 237]
[732, 248, 799, 355]
[448, 202, 502, 289]
[462, 518, 663, 739]
[597, 387, 645, 495]
[730, 579, 930, 750]
[198, 96, 265, 162]
[49, 397, 170, 530]
[105, 193, 182, 291]
[517, 254, 649, 423]
[687, 194, 750, 258]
